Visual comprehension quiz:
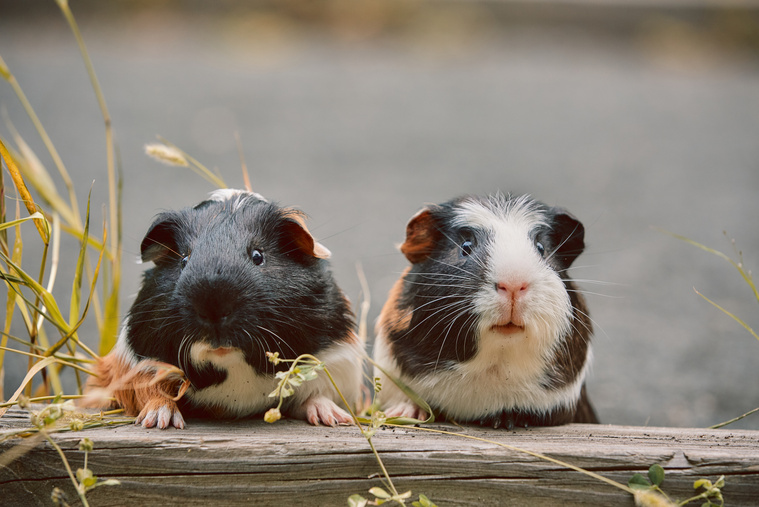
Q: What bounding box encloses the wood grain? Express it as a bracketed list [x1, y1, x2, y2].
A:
[1, 407, 757, 506]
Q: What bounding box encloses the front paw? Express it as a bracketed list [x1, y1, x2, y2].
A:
[135, 399, 186, 429]
[300, 396, 353, 427]
[384, 400, 428, 421]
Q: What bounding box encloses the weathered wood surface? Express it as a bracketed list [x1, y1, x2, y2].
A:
[1, 407, 757, 506]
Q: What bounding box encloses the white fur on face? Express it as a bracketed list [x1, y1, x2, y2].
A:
[456, 196, 572, 355]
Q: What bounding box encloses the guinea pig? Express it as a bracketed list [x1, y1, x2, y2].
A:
[84, 189, 363, 429]
[373, 193, 598, 429]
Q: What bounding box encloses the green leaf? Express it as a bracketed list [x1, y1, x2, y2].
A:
[694, 479, 712, 490]
[370, 359, 435, 424]
[628, 473, 651, 490]
[0, 212, 46, 231]
[369, 487, 392, 499]
[347, 494, 368, 507]
[76, 467, 94, 485]
[89, 478, 120, 489]
[385, 416, 426, 425]
[648, 464, 665, 487]
[413, 494, 437, 507]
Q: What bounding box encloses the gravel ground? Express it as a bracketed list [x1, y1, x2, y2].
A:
[1, 3, 758, 428]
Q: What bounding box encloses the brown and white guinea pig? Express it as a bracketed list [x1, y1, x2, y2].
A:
[84, 189, 363, 429]
[373, 193, 598, 429]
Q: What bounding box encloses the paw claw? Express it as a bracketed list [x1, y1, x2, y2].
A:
[136, 400, 185, 429]
[302, 396, 352, 426]
[384, 401, 427, 421]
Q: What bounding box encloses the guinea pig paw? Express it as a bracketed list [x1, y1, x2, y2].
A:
[384, 401, 428, 421]
[135, 401, 185, 430]
[303, 396, 353, 427]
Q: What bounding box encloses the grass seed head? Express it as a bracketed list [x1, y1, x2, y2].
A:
[144, 143, 189, 167]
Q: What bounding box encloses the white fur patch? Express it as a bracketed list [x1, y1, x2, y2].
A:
[113, 317, 139, 367]
[207, 188, 267, 209]
[375, 329, 590, 419]
[186, 343, 278, 416]
[187, 338, 364, 417]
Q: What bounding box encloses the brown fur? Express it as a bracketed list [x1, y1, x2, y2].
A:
[81, 353, 188, 421]
[400, 209, 440, 264]
[377, 267, 413, 336]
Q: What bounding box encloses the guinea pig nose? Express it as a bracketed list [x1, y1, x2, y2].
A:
[192, 292, 236, 325]
[496, 281, 529, 298]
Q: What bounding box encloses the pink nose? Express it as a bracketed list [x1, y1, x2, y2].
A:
[496, 281, 529, 299]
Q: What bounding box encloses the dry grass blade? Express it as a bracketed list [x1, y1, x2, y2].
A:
[69, 191, 91, 328]
[659, 228, 758, 303]
[55, 0, 123, 355]
[0, 138, 49, 243]
[694, 288, 758, 342]
[0, 356, 57, 417]
[155, 137, 227, 188]
[4, 126, 78, 228]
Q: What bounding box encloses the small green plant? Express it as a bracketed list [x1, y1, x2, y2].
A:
[264, 265, 436, 506]
[264, 351, 427, 506]
[628, 464, 724, 507]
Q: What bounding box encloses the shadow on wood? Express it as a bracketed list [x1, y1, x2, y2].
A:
[1, 407, 757, 506]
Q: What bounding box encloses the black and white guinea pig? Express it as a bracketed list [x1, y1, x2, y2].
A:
[85, 189, 363, 429]
[373, 193, 598, 428]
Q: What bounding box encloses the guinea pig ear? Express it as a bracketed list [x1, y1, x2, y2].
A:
[400, 207, 441, 264]
[141, 214, 181, 264]
[548, 208, 585, 268]
[281, 211, 331, 260]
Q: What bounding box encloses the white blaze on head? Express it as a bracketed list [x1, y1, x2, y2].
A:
[206, 188, 268, 209]
[453, 195, 572, 353]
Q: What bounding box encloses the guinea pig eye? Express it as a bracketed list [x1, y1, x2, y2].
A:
[180, 255, 190, 269]
[250, 249, 265, 266]
[460, 240, 474, 257]
[535, 241, 546, 257]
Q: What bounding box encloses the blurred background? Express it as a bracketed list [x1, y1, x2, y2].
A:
[1, 0, 758, 428]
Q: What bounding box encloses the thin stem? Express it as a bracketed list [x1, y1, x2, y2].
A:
[387, 423, 635, 496]
[366, 436, 400, 499]
[43, 430, 90, 507]
[711, 406, 759, 429]
[0, 394, 83, 409]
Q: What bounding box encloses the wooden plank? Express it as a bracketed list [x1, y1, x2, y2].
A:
[1, 407, 757, 506]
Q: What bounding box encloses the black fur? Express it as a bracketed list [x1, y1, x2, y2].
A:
[125, 194, 354, 396]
